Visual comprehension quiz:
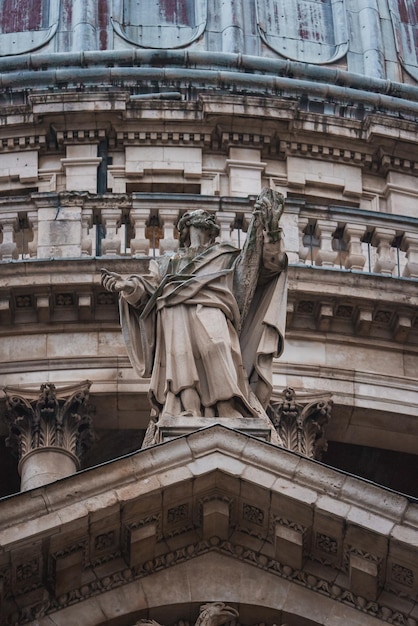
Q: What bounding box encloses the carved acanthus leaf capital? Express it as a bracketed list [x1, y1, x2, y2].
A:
[3, 381, 94, 462]
[269, 387, 332, 459]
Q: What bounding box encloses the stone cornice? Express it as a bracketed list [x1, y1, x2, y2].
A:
[1, 261, 416, 345]
[0, 93, 415, 165]
[0, 425, 414, 539]
[0, 259, 416, 301]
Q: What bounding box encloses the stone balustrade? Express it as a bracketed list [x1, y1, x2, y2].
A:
[0, 193, 417, 279]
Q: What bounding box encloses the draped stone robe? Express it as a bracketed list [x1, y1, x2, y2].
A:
[119, 239, 287, 419]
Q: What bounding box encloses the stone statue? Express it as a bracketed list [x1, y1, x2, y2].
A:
[136, 601, 239, 626]
[101, 188, 287, 426]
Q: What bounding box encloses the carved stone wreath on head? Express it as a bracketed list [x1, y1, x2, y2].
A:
[177, 209, 220, 247]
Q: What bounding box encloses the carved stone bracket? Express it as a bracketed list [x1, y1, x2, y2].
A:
[268, 387, 332, 459]
[3, 381, 94, 490]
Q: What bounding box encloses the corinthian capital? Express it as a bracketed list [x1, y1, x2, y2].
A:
[269, 387, 332, 459]
[4, 381, 94, 468]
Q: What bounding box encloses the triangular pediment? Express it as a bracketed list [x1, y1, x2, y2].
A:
[0, 426, 417, 625]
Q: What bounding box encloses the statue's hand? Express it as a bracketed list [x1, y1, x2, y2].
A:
[262, 240, 287, 272]
[253, 188, 285, 243]
[101, 269, 135, 293]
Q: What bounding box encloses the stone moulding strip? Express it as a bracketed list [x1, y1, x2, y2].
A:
[0, 67, 417, 117]
[0, 50, 416, 105]
[8, 536, 416, 626]
[0, 135, 46, 151]
[0, 425, 413, 536]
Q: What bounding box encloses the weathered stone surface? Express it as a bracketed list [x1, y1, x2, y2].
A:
[0, 427, 415, 625]
[101, 192, 287, 443]
[0, 3, 417, 623]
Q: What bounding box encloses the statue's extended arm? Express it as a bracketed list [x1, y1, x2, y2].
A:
[101, 269, 137, 294]
[101, 268, 151, 309]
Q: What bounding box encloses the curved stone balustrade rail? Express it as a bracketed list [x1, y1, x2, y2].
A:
[0, 193, 417, 280]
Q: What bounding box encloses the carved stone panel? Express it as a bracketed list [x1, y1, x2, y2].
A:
[0, 0, 59, 56]
[256, 0, 348, 63]
[112, 0, 207, 49]
[389, 0, 418, 81]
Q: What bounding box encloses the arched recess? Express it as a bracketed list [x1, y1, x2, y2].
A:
[0, 0, 59, 56]
[389, 0, 418, 82]
[111, 0, 207, 49]
[50, 552, 382, 626]
[256, 0, 348, 64]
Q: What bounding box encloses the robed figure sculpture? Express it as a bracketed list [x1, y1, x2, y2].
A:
[101, 189, 287, 441]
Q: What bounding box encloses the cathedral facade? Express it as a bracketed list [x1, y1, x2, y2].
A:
[0, 1, 417, 624]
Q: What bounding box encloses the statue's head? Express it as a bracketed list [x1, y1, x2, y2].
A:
[177, 209, 220, 247]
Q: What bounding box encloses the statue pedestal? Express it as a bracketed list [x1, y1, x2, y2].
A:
[152, 415, 278, 445]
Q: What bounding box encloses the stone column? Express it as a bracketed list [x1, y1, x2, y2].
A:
[81, 206, 94, 257]
[402, 233, 418, 278]
[129, 207, 151, 257]
[315, 219, 339, 267]
[100, 207, 122, 256]
[298, 216, 310, 263]
[4, 381, 93, 491]
[216, 211, 236, 243]
[159, 208, 180, 254]
[343, 223, 367, 271]
[27, 209, 38, 258]
[0, 213, 18, 260]
[372, 227, 397, 276]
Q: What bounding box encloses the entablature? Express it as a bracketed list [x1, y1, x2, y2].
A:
[1, 261, 416, 345]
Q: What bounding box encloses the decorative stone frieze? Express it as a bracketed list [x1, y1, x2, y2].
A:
[221, 132, 271, 150]
[6, 535, 416, 626]
[280, 140, 373, 168]
[56, 129, 107, 144]
[117, 131, 212, 147]
[0, 134, 46, 151]
[269, 387, 332, 459]
[3, 381, 94, 491]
